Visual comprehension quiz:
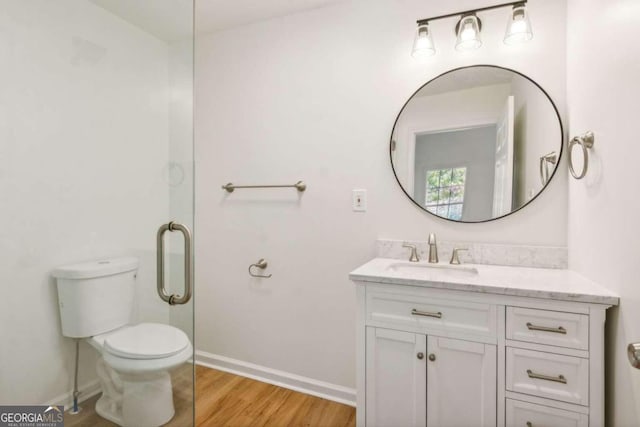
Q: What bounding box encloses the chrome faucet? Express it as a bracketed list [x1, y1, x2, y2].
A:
[428, 233, 438, 263]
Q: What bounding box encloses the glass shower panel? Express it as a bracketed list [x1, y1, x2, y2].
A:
[0, 1, 195, 425]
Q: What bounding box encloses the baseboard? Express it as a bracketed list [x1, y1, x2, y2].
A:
[45, 379, 101, 411]
[44, 353, 356, 410]
[195, 350, 356, 407]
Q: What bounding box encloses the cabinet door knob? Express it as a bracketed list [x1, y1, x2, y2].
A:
[428, 353, 436, 362]
[417, 352, 424, 360]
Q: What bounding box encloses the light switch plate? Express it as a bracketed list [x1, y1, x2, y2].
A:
[352, 189, 367, 212]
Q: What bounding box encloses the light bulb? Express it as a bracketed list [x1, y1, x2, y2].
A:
[461, 26, 476, 41]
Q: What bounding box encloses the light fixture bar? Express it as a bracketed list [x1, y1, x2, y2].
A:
[417, 0, 527, 25]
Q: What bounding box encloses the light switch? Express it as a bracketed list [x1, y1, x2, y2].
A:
[352, 189, 367, 212]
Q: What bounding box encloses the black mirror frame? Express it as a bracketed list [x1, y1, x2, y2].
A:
[390, 64, 564, 223]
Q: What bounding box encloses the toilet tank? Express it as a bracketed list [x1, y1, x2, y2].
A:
[52, 257, 139, 338]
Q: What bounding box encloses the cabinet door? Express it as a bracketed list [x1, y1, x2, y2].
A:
[426, 336, 497, 427]
[366, 327, 426, 427]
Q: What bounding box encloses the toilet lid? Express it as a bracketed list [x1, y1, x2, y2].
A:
[103, 323, 190, 360]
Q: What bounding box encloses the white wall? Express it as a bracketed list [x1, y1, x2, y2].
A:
[195, 0, 568, 390]
[566, 1, 640, 425]
[0, 0, 175, 405]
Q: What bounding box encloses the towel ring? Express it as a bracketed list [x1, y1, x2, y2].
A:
[568, 131, 595, 180]
[539, 151, 558, 186]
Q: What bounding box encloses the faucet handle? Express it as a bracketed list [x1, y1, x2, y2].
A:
[428, 233, 437, 245]
[449, 248, 469, 265]
[402, 243, 420, 262]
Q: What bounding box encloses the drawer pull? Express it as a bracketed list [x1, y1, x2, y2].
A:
[526, 322, 567, 334]
[526, 369, 567, 384]
[411, 309, 442, 318]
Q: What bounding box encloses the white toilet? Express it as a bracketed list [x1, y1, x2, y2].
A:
[53, 257, 192, 427]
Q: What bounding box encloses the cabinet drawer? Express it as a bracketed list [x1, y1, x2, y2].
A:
[366, 290, 497, 338]
[506, 307, 589, 350]
[506, 348, 589, 406]
[506, 399, 588, 427]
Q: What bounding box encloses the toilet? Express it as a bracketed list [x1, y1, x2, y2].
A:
[53, 257, 192, 427]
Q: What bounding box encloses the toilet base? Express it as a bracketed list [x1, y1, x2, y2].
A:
[95, 357, 176, 427]
[95, 395, 123, 425]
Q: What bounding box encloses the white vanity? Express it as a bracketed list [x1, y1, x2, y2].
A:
[350, 257, 618, 427]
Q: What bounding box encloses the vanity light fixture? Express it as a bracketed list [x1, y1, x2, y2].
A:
[414, 0, 532, 57]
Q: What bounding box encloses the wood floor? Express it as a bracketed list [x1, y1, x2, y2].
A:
[65, 364, 355, 427]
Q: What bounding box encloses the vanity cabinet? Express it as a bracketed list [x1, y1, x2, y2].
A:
[366, 327, 497, 427]
[353, 279, 615, 427]
[365, 328, 496, 427]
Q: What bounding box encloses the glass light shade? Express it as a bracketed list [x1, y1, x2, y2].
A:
[412, 24, 436, 58]
[455, 15, 482, 51]
[504, 5, 533, 44]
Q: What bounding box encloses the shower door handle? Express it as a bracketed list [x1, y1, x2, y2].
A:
[157, 221, 193, 305]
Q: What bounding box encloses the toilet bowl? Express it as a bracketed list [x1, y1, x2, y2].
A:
[52, 257, 193, 427]
[89, 323, 192, 427]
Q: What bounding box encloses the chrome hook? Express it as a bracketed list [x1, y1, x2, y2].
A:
[249, 258, 272, 278]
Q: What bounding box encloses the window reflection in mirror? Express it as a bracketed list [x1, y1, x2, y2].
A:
[391, 66, 562, 223]
[425, 167, 467, 221]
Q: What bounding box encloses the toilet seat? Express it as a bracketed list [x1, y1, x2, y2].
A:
[103, 323, 190, 360]
[90, 323, 192, 374]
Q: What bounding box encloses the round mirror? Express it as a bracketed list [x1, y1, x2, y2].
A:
[390, 65, 563, 223]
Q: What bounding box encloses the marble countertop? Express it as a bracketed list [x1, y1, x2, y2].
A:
[349, 258, 619, 306]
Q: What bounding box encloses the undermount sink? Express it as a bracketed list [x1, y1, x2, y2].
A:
[386, 262, 479, 277]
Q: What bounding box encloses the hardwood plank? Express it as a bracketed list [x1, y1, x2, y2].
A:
[65, 364, 355, 427]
